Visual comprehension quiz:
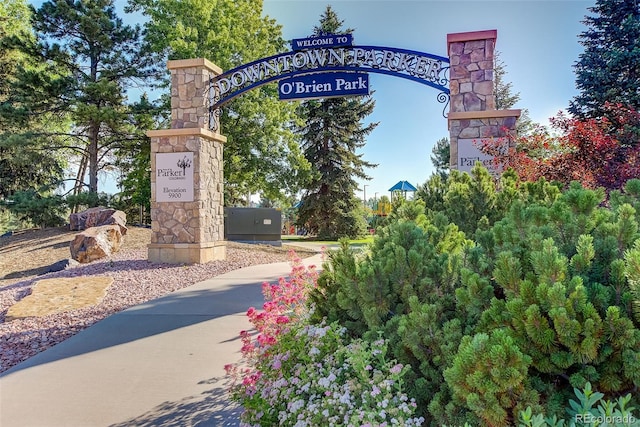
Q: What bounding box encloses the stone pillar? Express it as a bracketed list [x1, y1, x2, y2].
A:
[147, 58, 227, 264]
[447, 30, 521, 173]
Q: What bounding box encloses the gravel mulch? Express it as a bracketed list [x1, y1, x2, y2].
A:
[0, 227, 317, 374]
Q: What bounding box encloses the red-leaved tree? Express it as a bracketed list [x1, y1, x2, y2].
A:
[480, 103, 640, 192]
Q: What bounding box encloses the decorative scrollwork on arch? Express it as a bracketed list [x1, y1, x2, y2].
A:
[437, 91, 450, 119]
[208, 74, 221, 132]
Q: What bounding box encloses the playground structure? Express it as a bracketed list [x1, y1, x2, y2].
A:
[373, 200, 392, 217]
[389, 180, 418, 202]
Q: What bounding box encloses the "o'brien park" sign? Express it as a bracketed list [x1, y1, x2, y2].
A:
[279, 72, 369, 100]
[155, 152, 194, 202]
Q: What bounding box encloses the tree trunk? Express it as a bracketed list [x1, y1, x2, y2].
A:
[73, 155, 88, 199]
[88, 122, 99, 194]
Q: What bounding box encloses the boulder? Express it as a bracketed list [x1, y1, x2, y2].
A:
[70, 225, 123, 263]
[69, 207, 127, 235]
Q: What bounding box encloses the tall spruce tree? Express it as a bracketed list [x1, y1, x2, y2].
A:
[1, 0, 158, 197]
[430, 137, 450, 180]
[296, 6, 378, 239]
[569, 0, 640, 119]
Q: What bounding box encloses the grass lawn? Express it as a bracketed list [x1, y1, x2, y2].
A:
[282, 235, 374, 247]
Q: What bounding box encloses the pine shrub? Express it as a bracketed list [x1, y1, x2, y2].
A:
[310, 171, 640, 426]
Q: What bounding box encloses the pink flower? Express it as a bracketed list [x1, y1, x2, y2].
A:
[276, 315, 290, 324]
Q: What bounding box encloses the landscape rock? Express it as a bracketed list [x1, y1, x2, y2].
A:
[5, 276, 114, 321]
[69, 207, 128, 235]
[70, 225, 123, 263]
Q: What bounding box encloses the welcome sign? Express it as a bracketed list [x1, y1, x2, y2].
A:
[279, 72, 369, 100]
[210, 42, 449, 110]
[155, 152, 194, 202]
[291, 34, 353, 51]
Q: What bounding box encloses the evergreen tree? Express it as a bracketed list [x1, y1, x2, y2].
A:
[494, 51, 534, 135]
[0, 0, 31, 99]
[296, 6, 377, 239]
[430, 137, 450, 179]
[569, 0, 640, 119]
[111, 93, 162, 224]
[1, 0, 159, 197]
[0, 0, 66, 222]
[313, 172, 640, 426]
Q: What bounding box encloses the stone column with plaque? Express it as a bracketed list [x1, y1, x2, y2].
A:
[147, 58, 227, 264]
[446, 30, 521, 174]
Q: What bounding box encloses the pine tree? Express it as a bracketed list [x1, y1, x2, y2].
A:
[494, 51, 534, 135]
[296, 6, 377, 239]
[0, 0, 67, 200]
[569, 0, 640, 119]
[111, 93, 162, 224]
[312, 170, 640, 425]
[1, 0, 159, 197]
[430, 137, 450, 179]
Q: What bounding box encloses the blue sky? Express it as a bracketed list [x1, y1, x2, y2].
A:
[262, 0, 595, 201]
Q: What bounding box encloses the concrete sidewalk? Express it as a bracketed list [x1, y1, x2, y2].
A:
[0, 253, 324, 427]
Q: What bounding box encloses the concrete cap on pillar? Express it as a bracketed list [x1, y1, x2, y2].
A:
[447, 29, 497, 51]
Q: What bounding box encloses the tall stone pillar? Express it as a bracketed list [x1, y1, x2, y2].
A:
[447, 30, 521, 173]
[147, 58, 227, 264]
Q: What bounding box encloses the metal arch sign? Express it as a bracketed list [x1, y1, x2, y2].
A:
[208, 42, 450, 130]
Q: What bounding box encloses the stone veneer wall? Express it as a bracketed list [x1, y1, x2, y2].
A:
[169, 58, 217, 130]
[147, 59, 227, 264]
[447, 30, 520, 170]
[448, 30, 496, 113]
[449, 112, 519, 141]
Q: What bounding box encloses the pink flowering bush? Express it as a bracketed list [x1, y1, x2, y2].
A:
[240, 251, 319, 357]
[225, 252, 424, 426]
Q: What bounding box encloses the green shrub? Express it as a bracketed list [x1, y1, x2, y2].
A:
[65, 191, 113, 213]
[518, 382, 638, 427]
[2, 190, 67, 228]
[310, 171, 640, 426]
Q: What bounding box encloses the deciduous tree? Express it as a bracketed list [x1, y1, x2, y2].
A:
[482, 103, 640, 192]
[128, 0, 310, 205]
